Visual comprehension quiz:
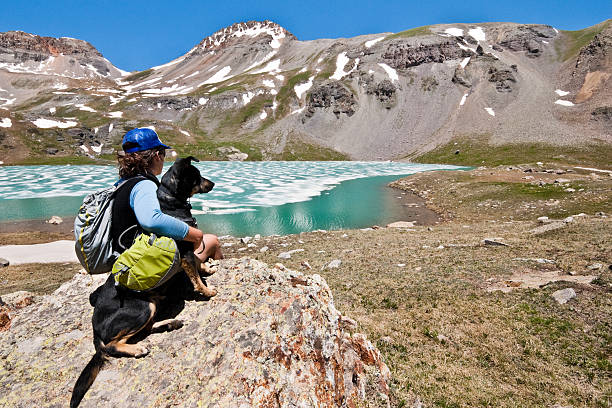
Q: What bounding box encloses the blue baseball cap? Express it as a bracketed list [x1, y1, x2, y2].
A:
[122, 128, 171, 153]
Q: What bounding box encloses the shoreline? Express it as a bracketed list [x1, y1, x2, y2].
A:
[0, 179, 440, 245]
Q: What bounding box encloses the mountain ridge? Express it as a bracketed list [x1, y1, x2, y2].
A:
[0, 19, 610, 164]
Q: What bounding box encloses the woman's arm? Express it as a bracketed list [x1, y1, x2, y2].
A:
[130, 180, 189, 240]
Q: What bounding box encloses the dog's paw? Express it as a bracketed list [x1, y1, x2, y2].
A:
[168, 319, 184, 331]
[134, 344, 150, 358]
[195, 286, 217, 298]
[201, 259, 220, 276]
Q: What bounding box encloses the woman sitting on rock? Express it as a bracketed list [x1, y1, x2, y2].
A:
[113, 127, 222, 264]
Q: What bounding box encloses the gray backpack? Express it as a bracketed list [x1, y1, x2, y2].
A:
[74, 181, 130, 274]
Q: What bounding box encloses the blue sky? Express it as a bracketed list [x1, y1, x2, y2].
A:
[1, 0, 610, 72]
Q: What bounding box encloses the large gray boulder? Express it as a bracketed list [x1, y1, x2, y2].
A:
[0, 258, 391, 407]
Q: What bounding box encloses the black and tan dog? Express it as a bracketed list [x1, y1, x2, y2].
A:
[70, 156, 217, 408]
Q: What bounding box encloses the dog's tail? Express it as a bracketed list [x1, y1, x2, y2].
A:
[70, 345, 106, 408]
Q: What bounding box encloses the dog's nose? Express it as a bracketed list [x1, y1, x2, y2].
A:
[201, 179, 214, 192]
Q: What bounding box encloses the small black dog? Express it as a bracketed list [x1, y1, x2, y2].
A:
[70, 156, 216, 408]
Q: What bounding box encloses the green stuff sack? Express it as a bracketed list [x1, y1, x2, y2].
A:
[112, 233, 181, 292]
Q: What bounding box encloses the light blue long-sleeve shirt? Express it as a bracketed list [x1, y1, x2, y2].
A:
[129, 179, 189, 240]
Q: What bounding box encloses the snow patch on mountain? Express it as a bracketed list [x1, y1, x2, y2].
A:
[555, 89, 570, 96]
[184, 71, 200, 79]
[331, 53, 350, 80]
[75, 104, 96, 112]
[468, 27, 486, 42]
[445, 28, 464, 37]
[331, 54, 359, 81]
[0, 118, 12, 128]
[294, 76, 314, 99]
[485, 107, 495, 116]
[242, 92, 255, 105]
[458, 42, 477, 53]
[91, 144, 103, 154]
[378, 63, 399, 82]
[555, 100, 575, 107]
[202, 66, 233, 84]
[365, 37, 385, 48]
[251, 59, 281, 74]
[32, 118, 77, 128]
[246, 51, 278, 72]
[141, 84, 193, 96]
[0, 96, 16, 107]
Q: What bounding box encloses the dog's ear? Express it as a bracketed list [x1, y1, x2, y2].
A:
[175, 156, 199, 168]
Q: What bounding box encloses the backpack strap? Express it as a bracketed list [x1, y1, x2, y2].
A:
[111, 175, 150, 253]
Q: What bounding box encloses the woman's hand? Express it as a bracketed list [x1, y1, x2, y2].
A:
[184, 226, 204, 253]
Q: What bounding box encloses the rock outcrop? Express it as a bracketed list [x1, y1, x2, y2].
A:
[305, 82, 357, 119]
[381, 40, 470, 69]
[0, 258, 391, 407]
[496, 25, 556, 57]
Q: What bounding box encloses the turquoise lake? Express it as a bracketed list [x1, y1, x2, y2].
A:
[0, 162, 467, 236]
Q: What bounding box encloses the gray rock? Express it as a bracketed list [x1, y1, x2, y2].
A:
[387, 221, 416, 228]
[379, 336, 393, 345]
[339, 315, 358, 331]
[327, 259, 342, 269]
[305, 81, 357, 119]
[46, 215, 63, 224]
[227, 152, 248, 161]
[0, 257, 9, 267]
[530, 221, 566, 235]
[483, 238, 509, 247]
[552, 288, 576, 304]
[0, 259, 391, 407]
[512, 258, 556, 264]
[278, 249, 304, 259]
[1, 290, 35, 308]
[586, 263, 603, 271]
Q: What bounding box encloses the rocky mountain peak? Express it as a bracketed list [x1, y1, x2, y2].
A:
[0, 30, 102, 57]
[0, 30, 125, 83]
[193, 20, 295, 52]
